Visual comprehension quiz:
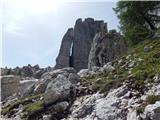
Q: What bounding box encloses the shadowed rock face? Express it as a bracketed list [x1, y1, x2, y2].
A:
[55, 18, 108, 71]
[88, 31, 127, 69]
[55, 28, 74, 69]
[72, 18, 107, 71]
[1, 75, 20, 101]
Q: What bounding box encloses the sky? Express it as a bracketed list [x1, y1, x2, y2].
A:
[1, 0, 119, 68]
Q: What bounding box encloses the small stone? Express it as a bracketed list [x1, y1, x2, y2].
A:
[153, 74, 160, 82]
[128, 74, 135, 80]
[144, 46, 150, 52]
[43, 115, 52, 120]
[127, 109, 137, 120]
[128, 62, 135, 68]
[53, 101, 69, 112]
[77, 82, 81, 86]
[95, 78, 101, 83]
[126, 55, 131, 59]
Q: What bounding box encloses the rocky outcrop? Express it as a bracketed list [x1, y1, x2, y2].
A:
[1, 75, 20, 101]
[1, 64, 52, 78]
[143, 101, 160, 120]
[64, 85, 129, 120]
[1, 27, 160, 120]
[55, 28, 74, 69]
[44, 67, 80, 105]
[44, 74, 73, 105]
[55, 18, 127, 71]
[72, 18, 107, 71]
[1, 67, 84, 120]
[55, 18, 108, 71]
[88, 30, 127, 69]
[20, 79, 39, 98]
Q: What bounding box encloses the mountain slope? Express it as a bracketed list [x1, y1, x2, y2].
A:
[1, 39, 160, 120]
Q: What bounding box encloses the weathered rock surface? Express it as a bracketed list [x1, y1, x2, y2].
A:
[1, 21, 160, 120]
[143, 101, 160, 120]
[33, 82, 47, 94]
[43, 115, 51, 120]
[20, 79, 38, 97]
[55, 28, 74, 69]
[1, 64, 52, 78]
[1, 75, 20, 101]
[63, 85, 129, 120]
[44, 74, 72, 105]
[88, 31, 127, 69]
[1, 65, 160, 120]
[72, 18, 107, 71]
[55, 18, 108, 71]
[44, 68, 79, 105]
[63, 82, 160, 120]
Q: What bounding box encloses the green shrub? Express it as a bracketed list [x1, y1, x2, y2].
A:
[109, 29, 117, 33]
[23, 101, 44, 114]
[1, 94, 43, 115]
[146, 95, 160, 104]
[136, 106, 145, 115]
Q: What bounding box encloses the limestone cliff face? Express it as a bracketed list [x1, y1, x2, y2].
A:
[72, 18, 107, 70]
[55, 28, 74, 69]
[55, 18, 107, 71]
[88, 31, 127, 69]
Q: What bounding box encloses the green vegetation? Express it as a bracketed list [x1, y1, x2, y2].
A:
[84, 39, 160, 94]
[131, 40, 160, 81]
[109, 29, 117, 33]
[23, 101, 44, 114]
[83, 64, 128, 94]
[114, 1, 160, 45]
[146, 95, 160, 104]
[136, 106, 145, 115]
[1, 94, 43, 115]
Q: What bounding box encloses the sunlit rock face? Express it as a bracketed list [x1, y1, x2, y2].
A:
[55, 18, 108, 71]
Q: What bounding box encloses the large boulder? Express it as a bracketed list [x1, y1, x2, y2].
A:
[44, 68, 79, 105]
[44, 74, 72, 105]
[127, 110, 138, 120]
[143, 101, 160, 120]
[77, 69, 90, 78]
[1, 75, 20, 101]
[99, 62, 115, 73]
[71, 93, 103, 118]
[41, 67, 76, 80]
[19, 79, 38, 97]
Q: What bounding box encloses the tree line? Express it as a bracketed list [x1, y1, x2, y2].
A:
[114, 1, 160, 45]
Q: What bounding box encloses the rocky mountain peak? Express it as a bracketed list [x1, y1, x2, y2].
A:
[55, 18, 126, 71]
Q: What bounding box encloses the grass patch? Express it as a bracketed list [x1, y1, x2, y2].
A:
[146, 95, 160, 104]
[83, 39, 160, 95]
[136, 106, 145, 115]
[83, 66, 128, 94]
[23, 101, 44, 114]
[1, 94, 43, 115]
[131, 39, 160, 78]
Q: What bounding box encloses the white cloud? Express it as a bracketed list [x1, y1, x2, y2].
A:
[4, 0, 61, 14]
